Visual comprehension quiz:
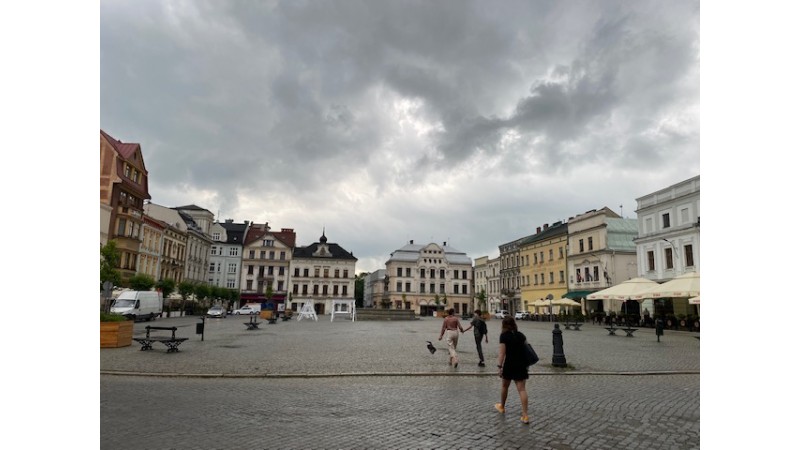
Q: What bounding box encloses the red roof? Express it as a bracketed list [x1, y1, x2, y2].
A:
[101, 130, 141, 159]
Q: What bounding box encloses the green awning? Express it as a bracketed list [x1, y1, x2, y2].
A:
[562, 290, 595, 299]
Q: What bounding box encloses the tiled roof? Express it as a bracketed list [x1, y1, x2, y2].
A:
[101, 130, 140, 159]
[293, 243, 357, 260]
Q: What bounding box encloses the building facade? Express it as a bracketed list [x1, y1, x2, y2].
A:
[100, 130, 151, 281]
[208, 219, 249, 291]
[239, 223, 296, 306]
[288, 231, 358, 315]
[138, 215, 166, 281]
[566, 207, 638, 314]
[519, 221, 569, 315]
[384, 241, 474, 316]
[362, 269, 386, 309]
[634, 175, 700, 317]
[498, 237, 525, 314]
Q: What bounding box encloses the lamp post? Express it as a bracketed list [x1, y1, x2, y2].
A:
[662, 239, 682, 275]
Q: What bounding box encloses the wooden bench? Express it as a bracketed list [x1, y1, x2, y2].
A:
[621, 327, 638, 337]
[133, 326, 188, 353]
[563, 322, 583, 331]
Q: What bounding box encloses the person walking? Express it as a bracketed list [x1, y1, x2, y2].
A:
[495, 316, 530, 424]
[438, 308, 465, 368]
[462, 309, 489, 367]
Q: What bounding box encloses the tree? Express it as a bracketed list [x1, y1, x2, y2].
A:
[476, 289, 487, 312]
[178, 281, 194, 314]
[194, 284, 210, 309]
[128, 274, 155, 291]
[100, 241, 122, 288]
[156, 278, 176, 301]
[354, 272, 367, 308]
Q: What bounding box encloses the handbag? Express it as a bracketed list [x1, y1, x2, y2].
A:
[524, 341, 539, 366]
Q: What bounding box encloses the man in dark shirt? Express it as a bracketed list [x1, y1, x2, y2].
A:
[463, 310, 489, 367]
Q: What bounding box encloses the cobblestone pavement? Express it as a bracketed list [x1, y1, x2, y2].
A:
[101, 315, 699, 449]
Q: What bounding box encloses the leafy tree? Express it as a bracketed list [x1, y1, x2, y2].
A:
[354, 272, 367, 308]
[156, 278, 176, 301]
[128, 274, 155, 291]
[178, 281, 194, 314]
[100, 241, 122, 288]
[229, 289, 240, 307]
[194, 283, 210, 308]
[476, 289, 487, 311]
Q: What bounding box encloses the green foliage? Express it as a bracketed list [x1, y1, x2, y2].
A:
[100, 312, 128, 322]
[476, 289, 487, 309]
[156, 278, 176, 299]
[265, 284, 274, 300]
[354, 273, 365, 307]
[194, 284, 210, 301]
[229, 289, 240, 303]
[128, 274, 155, 291]
[100, 241, 122, 288]
[178, 281, 194, 300]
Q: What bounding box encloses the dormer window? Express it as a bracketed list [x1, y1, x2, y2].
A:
[263, 239, 274, 247]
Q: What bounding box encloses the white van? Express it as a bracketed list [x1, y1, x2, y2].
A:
[110, 290, 163, 321]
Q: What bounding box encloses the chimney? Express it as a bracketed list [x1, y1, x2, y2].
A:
[543, 223, 549, 230]
[443, 241, 447, 246]
[225, 219, 233, 223]
[410, 240, 414, 244]
[536, 227, 541, 233]
[244, 220, 250, 226]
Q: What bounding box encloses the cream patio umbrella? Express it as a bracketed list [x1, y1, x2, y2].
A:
[532, 299, 550, 316]
[688, 296, 700, 305]
[633, 272, 700, 300]
[587, 277, 660, 313]
[552, 297, 581, 315]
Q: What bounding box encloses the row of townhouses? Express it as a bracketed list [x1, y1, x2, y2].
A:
[101, 129, 699, 319]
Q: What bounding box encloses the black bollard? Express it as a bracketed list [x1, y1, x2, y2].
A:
[552, 324, 567, 367]
[655, 318, 664, 343]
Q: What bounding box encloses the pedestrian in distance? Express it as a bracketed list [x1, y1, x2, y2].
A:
[495, 316, 531, 424]
[438, 308, 465, 368]
[462, 309, 489, 367]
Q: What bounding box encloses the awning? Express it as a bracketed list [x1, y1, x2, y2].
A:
[562, 290, 595, 299]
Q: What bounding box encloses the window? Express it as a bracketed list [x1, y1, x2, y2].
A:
[249, 250, 255, 258]
[277, 281, 283, 291]
[440, 284, 445, 293]
[324, 268, 329, 278]
[396, 282, 402, 292]
[462, 270, 467, 279]
[246, 280, 253, 290]
[405, 268, 411, 277]
[322, 285, 328, 295]
[303, 268, 309, 277]
[314, 285, 320, 295]
[559, 247, 564, 259]
[342, 286, 347, 296]
[124, 164, 131, 178]
[247, 265, 254, 275]
[684, 244, 695, 267]
[334, 269, 340, 278]
[549, 249, 553, 261]
[584, 267, 590, 281]
[294, 268, 300, 277]
[593, 266, 599, 281]
[263, 239, 274, 246]
[293, 285, 299, 294]
[117, 218, 127, 237]
[227, 279, 235, 289]
[430, 269, 435, 278]
[662, 213, 671, 228]
[280, 251, 285, 260]
[228, 263, 236, 274]
[420, 283, 426, 293]
[212, 232, 221, 241]
[343, 270, 349, 279]
[211, 247, 218, 256]
[405, 283, 411, 292]
[258, 266, 264, 277]
[279, 266, 284, 276]
[334, 285, 339, 295]
[559, 270, 565, 283]
[647, 251, 655, 271]
[454, 271, 459, 280]
[397, 268, 403, 277]
[440, 269, 445, 279]
[430, 283, 435, 293]
[314, 267, 320, 277]
[539, 251, 544, 263]
[665, 248, 674, 269]
[420, 269, 425, 278]
[260, 250, 266, 259]
[549, 272, 554, 284]
[579, 239, 584, 252]
[269, 250, 275, 260]
[209, 263, 215, 273]
[229, 248, 238, 256]
[588, 237, 593, 251]
[534, 253, 538, 264]
[268, 266, 274, 275]
[302, 285, 308, 295]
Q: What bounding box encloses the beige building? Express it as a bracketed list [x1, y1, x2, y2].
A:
[100, 130, 151, 281]
[473, 255, 501, 314]
[288, 231, 358, 315]
[239, 223, 296, 307]
[138, 215, 166, 280]
[566, 207, 638, 315]
[498, 237, 526, 314]
[384, 240, 473, 316]
[519, 221, 569, 316]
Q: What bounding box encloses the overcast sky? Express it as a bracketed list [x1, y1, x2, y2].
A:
[100, 0, 699, 273]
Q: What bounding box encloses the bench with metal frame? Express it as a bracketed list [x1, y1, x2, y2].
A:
[133, 326, 188, 353]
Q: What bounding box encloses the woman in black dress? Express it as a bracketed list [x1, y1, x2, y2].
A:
[495, 316, 530, 424]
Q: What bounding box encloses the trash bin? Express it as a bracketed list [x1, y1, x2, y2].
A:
[196, 321, 204, 335]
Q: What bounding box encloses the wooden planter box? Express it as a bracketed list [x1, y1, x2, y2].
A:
[260, 310, 273, 320]
[100, 320, 133, 348]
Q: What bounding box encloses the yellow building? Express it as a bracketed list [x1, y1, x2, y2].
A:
[519, 221, 569, 317]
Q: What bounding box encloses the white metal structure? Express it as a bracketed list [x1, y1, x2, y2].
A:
[296, 302, 318, 321]
[331, 299, 356, 322]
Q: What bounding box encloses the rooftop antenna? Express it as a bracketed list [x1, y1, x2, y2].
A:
[620, 204, 623, 218]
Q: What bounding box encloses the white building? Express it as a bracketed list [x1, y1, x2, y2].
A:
[384, 240, 474, 316]
[289, 231, 357, 315]
[362, 269, 386, 309]
[208, 219, 249, 290]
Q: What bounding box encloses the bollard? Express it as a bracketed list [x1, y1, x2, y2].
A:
[655, 318, 664, 343]
[196, 316, 205, 341]
[552, 324, 567, 367]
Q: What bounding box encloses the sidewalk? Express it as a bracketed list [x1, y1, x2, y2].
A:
[101, 315, 700, 377]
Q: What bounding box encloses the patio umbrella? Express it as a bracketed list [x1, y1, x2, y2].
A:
[532, 299, 549, 314]
[552, 298, 581, 307]
[586, 278, 660, 300]
[688, 296, 700, 305]
[633, 271, 700, 299]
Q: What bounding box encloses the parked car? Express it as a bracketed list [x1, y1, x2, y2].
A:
[233, 305, 260, 315]
[207, 305, 227, 318]
[515, 311, 530, 320]
[494, 310, 509, 319]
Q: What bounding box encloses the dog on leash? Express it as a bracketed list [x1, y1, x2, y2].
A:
[426, 341, 436, 354]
